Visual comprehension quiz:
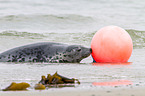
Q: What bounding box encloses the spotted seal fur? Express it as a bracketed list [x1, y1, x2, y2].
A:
[0, 42, 91, 63]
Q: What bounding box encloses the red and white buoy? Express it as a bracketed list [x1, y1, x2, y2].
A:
[91, 26, 133, 63]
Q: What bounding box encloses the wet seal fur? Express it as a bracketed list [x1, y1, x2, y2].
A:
[0, 42, 91, 63]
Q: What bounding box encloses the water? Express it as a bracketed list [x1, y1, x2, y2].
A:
[0, 0, 145, 91]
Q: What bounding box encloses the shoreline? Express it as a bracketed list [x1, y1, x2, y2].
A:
[0, 87, 145, 96]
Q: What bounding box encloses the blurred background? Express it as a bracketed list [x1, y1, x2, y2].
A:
[0, 0, 144, 50]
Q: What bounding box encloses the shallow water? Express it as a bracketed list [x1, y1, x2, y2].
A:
[0, 0, 145, 91]
[0, 49, 145, 90]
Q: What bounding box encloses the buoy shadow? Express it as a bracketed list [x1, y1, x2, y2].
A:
[92, 62, 132, 66]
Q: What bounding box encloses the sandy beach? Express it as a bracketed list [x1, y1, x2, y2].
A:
[0, 87, 145, 96]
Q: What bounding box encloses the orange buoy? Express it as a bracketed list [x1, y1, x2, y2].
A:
[91, 26, 133, 63]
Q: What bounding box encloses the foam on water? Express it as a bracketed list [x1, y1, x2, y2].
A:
[0, 30, 144, 49]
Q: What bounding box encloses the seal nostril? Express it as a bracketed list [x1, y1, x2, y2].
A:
[90, 48, 92, 53]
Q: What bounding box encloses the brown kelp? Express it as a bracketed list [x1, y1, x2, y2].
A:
[3, 82, 30, 91]
[38, 72, 80, 88]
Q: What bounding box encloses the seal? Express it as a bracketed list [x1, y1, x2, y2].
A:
[0, 42, 92, 63]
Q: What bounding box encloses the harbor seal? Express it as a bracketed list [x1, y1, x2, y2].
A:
[0, 42, 92, 63]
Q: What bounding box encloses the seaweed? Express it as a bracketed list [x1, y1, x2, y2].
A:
[39, 72, 80, 86]
[34, 84, 46, 90]
[3, 82, 30, 91]
[2, 72, 80, 91]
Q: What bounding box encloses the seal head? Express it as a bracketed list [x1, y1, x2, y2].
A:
[60, 45, 91, 63]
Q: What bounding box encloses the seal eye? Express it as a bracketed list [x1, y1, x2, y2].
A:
[72, 48, 81, 52]
[77, 49, 81, 52]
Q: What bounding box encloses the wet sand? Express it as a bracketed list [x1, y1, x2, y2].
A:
[0, 87, 145, 96]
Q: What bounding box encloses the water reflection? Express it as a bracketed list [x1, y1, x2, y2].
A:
[92, 80, 132, 86]
[92, 62, 132, 87]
